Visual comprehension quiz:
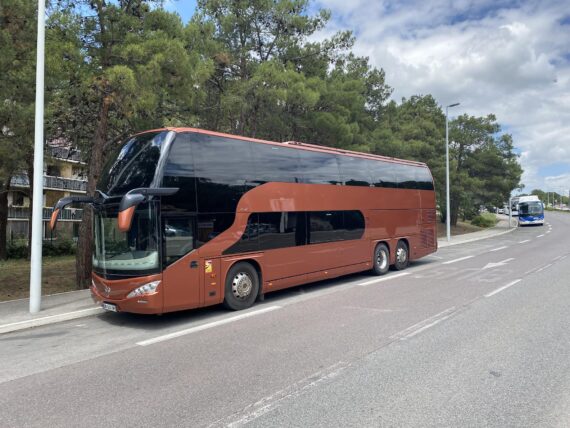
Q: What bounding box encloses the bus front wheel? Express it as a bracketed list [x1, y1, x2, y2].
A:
[372, 243, 390, 275]
[394, 240, 409, 271]
[224, 262, 259, 311]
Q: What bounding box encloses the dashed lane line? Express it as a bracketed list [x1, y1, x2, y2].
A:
[136, 305, 282, 346]
[442, 255, 474, 265]
[358, 272, 410, 286]
[484, 279, 522, 298]
[489, 246, 508, 252]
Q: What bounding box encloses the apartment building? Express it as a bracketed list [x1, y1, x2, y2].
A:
[7, 142, 87, 242]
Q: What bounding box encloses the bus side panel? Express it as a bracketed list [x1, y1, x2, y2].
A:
[162, 254, 202, 312]
[367, 208, 421, 262]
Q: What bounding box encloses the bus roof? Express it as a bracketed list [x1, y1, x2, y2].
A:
[137, 127, 429, 169]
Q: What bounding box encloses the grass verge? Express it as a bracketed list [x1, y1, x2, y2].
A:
[0, 256, 77, 302]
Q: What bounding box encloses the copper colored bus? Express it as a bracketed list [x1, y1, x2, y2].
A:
[50, 128, 437, 314]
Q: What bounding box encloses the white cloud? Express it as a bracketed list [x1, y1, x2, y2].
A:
[314, 0, 570, 191]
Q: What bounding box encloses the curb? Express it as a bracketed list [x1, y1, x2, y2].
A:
[438, 226, 517, 248]
[0, 307, 103, 335]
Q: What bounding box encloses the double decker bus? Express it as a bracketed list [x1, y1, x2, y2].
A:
[50, 128, 437, 314]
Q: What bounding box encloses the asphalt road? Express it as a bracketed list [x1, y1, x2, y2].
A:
[1, 212, 569, 427]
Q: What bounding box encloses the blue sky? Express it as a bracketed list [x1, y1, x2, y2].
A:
[167, 0, 570, 194]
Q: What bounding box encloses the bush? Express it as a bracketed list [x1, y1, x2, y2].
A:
[43, 239, 76, 257]
[7, 242, 28, 259]
[471, 213, 497, 228]
[6, 239, 76, 259]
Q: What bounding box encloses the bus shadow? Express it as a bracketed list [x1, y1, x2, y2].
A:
[96, 260, 438, 333]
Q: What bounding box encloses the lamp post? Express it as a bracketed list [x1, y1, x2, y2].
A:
[445, 102, 460, 242]
[30, 0, 46, 313]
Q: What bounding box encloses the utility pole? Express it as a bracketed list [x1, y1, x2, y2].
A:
[30, 0, 46, 314]
[445, 102, 460, 242]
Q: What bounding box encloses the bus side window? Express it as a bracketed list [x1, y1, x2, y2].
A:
[163, 215, 195, 266]
[299, 151, 342, 185]
[339, 156, 371, 186]
[372, 161, 397, 188]
[308, 211, 344, 244]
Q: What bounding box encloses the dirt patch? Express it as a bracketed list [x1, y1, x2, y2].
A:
[0, 256, 77, 302]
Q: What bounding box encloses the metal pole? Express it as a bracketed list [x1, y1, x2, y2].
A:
[445, 103, 459, 242]
[445, 108, 450, 242]
[509, 196, 512, 227]
[29, 0, 46, 314]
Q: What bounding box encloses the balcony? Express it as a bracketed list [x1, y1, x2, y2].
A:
[48, 146, 84, 163]
[8, 207, 83, 221]
[11, 174, 87, 193]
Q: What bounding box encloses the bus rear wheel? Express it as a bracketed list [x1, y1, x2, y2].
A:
[224, 262, 259, 311]
[394, 240, 409, 271]
[372, 243, 390, 275]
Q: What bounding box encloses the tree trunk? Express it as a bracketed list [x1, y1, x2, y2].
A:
[0, 183, 9, 260]
[451, 195, 460, 226]
[75, 95, 111, 289]
[26, 159, 34, 260]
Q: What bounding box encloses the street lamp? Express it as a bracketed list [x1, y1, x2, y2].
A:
[445, 102, 460, 242]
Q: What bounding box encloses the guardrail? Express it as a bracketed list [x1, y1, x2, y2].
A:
[8, 207, 83, 221]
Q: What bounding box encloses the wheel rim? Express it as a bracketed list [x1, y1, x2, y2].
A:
[232, 272, 253, 300]
[377, 249, 388, 270]
[397, 246, 407, 264]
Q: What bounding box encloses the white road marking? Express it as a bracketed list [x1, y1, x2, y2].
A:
[137, 306, 282, 346]
[519, 239, 531, 244]
[485, 279, 522, 297]
[209, 361, 351, 427]
[482, 258, 515, 270]
[524, 267, 539, 275]
[536, 263, 553, 273]
[553, 256, 562, 261]
[390, 307, 456, 340]
[442, 255, 474, 265]
[489, 246, 508, 252]
[358, 272, 410, 286]
[536, 234, 545, 238]
[546, 230, 551, 234]
[560, 255, 568, 261]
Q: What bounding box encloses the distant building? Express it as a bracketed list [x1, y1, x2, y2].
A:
[7, 141, 87, 242]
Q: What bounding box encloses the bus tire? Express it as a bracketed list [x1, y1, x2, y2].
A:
[394, 240, 409, 271]
[372, 243, 390, 275]
[223, 262, 259, 311]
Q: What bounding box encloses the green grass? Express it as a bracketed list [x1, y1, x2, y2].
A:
[0, 256, 77, 302]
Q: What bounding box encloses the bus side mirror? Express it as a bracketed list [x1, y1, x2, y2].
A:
[49, 196, 95, 231]
[117, 187, 179, 232]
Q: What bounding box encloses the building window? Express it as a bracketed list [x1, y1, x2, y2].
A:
[12, 192, 24, 206]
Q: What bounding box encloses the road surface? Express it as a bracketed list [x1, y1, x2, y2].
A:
[1, 212, 569, 427]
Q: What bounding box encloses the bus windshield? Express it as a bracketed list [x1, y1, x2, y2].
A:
[98, 131, 170, 196]
[519, 201, 543, 216]
[93, 202, 160, 277]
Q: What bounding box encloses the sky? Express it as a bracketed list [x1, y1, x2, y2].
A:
[167, 0, 570, 194]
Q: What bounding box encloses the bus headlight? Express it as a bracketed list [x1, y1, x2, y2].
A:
[127, 281, 161, 299]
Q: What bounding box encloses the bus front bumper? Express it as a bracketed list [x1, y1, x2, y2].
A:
[518, 218, 544, 225]
[91, 274, 164, 314]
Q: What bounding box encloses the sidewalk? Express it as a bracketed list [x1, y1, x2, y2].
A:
[438, 215, 516, 248]
[0, 216, 516, 335]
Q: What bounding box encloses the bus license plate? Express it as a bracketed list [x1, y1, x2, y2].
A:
[101, 302, 117, 312]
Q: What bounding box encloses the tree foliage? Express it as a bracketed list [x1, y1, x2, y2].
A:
[0, 0, 524, 269]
